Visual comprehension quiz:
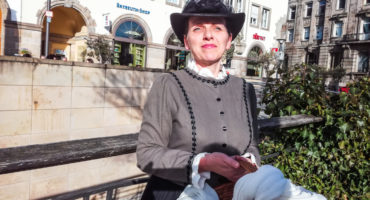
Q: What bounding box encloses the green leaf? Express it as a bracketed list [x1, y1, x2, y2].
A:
[339, 123, 349, 133]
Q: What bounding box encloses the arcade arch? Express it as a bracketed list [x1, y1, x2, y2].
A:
[37, 0, 96, 61]
[247, 46, 264, 77]
[164, 29, 189, 70]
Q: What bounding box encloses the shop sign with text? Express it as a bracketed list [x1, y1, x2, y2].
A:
[253, 33, 265, 41]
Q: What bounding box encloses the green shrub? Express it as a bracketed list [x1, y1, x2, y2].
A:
[260, 64, 369, 199]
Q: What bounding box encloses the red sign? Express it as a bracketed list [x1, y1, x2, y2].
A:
[45, 11, 53, 17]
[253, 33, 265, 41]
[271, 48, 279, 52]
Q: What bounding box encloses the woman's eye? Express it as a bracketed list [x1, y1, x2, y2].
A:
[215, 26, 223, 31]
[193, 27, 201, 31]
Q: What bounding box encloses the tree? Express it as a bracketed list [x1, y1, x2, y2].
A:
[85, 35, 113, 64]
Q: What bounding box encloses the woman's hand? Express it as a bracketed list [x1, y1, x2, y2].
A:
[198, 152, 247, 182]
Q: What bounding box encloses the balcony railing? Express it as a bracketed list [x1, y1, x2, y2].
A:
[343, 33, 370, 41]
[0, 115, 322, 200]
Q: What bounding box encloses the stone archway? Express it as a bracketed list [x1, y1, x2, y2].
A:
[247, 45, 265, 77]
[0, 0, 9, 55]
[37, 0, 96, 61]
[37, 0, 96, 33]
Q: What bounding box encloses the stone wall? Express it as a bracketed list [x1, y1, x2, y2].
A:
[0, 56, 163, 199]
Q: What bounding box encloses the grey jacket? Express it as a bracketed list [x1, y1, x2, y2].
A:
[136, 69, 260, 186]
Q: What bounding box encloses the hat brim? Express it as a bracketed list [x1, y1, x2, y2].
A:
[170, 13, 245, 43]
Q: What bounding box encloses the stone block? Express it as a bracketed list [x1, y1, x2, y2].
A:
[69, 128, 105, 140]
[33, 64, 72, 86]
[30, 176, 69, 199]
[104, 87, 132, 107]
[0, 86, 32, 110]
[31, 165, 69, 181]
[71, 87, 104, 108]
[68, 168, 101, 191]
[131, 88, 148, 108]
[68, 157, 108, 173]
[132, 71, 156, 88]
[33, 86, 71, 109]
[0, 111, 31, 136]
[0, 171, 30, 187]
[29, 131, 69, 145]
[32, 109, 71, 133]
[99, 154, 142, 183]
[0, 182, 29, 200]
[146, 46, 166, 69]
[0, 135, 30, 148]
[103, 107, 131, 126]
[72, 67, 105, 87]
[71, 108, 104, 129]
[131, 106, 143, 124]
[0, 61, 33, 85]
[105, 69, 133, 87]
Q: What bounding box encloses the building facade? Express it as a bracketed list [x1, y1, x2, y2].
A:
[285, 0, 370, 84]
[0, 0, 287, 77]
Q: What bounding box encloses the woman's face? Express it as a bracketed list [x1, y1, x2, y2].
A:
[184, 16, 232, 67]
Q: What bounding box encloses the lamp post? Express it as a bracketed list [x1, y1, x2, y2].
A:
[276, 38, 286, 79]
[44, 0, 51, 57]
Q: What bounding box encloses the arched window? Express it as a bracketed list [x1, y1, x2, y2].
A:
[165, 33, 189, 70]
[113, 20, 147, 67]
[115, 21, 146, 41]
[247, 46, 263, 77]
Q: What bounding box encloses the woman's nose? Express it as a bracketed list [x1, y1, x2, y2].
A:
[203, 28, 213, 40]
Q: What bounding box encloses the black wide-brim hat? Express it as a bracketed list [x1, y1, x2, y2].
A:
[170, 0, 245, 43]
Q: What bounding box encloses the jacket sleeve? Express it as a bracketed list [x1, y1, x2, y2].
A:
[136, 74, 192, 184]
[247, 83, 261, 166]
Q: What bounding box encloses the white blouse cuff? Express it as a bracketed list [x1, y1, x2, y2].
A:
[191, 152, 211, 189]
[242, 152, 257, 165]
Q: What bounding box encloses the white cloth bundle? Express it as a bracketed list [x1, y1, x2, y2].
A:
[178, 165, 327, 200]
[233, 165, 327, 200]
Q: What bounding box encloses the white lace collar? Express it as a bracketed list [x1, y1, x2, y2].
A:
[186, 57, 227, 80]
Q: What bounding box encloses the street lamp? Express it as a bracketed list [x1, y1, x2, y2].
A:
[275, 38, 286, 78]
[44, 0, 51, 57]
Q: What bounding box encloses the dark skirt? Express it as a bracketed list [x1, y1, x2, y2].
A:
[141, 176, 186, 200]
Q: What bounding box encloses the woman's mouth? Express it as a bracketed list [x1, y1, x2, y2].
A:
[202, 44, 217, 48]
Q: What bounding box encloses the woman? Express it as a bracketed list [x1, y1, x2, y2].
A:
[136, 0, 260, 199]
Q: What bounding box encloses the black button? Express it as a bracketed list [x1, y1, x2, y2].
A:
[216, 98, 221, 101]
[222, 143, 227, 148]
[222, 126, 227, 131]
[220, 111, 224, 115]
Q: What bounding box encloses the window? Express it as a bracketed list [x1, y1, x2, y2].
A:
[250, 5, 259, 26]
[337, 0, 346, 9]
[316, 26, 323, 40]
[165, 33, 189, 70]
[225, 0, 233, 7]
[289, 6, 296, 20]
[114, 21, 147, 67]
[366, 0, 370, 4]
[306, 2, 313, 17]
[318, 1, 326, 15]
[166, 0, 180, 5]
[237, 0, 242, 12]
[333, 21, 343, 37]
[331, 52, 343, 69]
[261, 8, 270, 29]
[361, 17, 370, 40]
[303, 27, 310, 40]
[287, 29, 294, 42]
[358, 52, 369, 72]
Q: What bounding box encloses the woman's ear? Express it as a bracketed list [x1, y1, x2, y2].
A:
[226, 33, 233, 50]
[184, 35, 190, 50]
